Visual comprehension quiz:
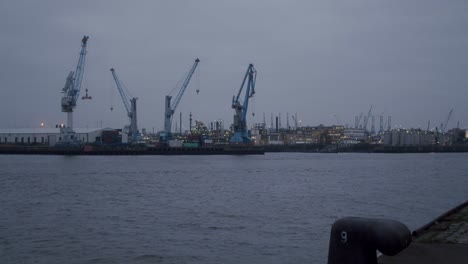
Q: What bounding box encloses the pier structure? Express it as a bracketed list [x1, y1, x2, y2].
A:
[380, 201, 468, 264]
[327, 201, 468, 264]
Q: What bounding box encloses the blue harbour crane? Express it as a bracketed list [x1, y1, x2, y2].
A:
[61, 36, 89, 129]
[163, 58, 200, 141]
[110, 68, 139, 143]
[58, 35, 89, 144]
[230, 64, 257, 143]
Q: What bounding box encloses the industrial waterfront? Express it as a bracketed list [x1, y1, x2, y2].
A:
[1, 153, 467, 264]
[2, 1, 468, 264]
[0, 35, 466, 154]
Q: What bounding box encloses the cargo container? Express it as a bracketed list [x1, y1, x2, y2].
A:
[183, 142, 199, 148]
[101, 130, 122, 144]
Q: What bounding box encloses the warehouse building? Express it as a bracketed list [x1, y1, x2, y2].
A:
[383, 129, 459, 146]
[0, 128, 109, 146]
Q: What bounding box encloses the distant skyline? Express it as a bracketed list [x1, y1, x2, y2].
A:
[1, 1, 467, 132]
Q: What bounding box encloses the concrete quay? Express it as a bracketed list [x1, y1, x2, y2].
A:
[379, 200, 468, 264]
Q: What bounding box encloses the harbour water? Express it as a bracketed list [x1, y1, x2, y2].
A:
[1, 153, 467, 264]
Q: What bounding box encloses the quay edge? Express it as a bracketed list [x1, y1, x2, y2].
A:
[0, 145, 265, 155]
[379, 200, 468, 264]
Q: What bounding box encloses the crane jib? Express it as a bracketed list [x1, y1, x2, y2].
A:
[61, 35, 89, 111]
[171, 58, 200, 112]
[163, 58, 200, 140]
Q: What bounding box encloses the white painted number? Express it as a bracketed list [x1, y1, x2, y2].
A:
[341, 231, 348, 243]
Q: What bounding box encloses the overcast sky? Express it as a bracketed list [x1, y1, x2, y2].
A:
[1, 0, 467, 132]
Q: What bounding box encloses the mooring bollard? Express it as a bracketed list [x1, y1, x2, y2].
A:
[327, 217, 411, 264]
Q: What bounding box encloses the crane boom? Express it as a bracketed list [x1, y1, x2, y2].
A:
[292, 113, 298, 129]
[172, 58, 200, 112]
[73, 36, 88, 101]
[442, 109, 453, 133]
[163, 58, 200, 140]
[110, 68, 139, 142]
[363, 105, 373, 131]
[230, 64, 257, 143]
[110, 68, 132, 116]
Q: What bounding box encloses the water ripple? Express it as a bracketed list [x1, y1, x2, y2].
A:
[1, 153, 467, 264]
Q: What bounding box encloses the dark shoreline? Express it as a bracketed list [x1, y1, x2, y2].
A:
[0, 145, 265, 155]
[263, 143, 468, 153]
[1, 143, 468, 155]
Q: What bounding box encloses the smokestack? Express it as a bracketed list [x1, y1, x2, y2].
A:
[276, 116, 279, 133]
[279, 113, 282, 129]
[189, 112, 192, 132]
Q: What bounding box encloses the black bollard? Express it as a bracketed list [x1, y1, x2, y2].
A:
[327, 217, 411, 264]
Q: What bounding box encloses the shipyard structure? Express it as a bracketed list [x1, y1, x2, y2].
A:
[0, 35, 267, 155]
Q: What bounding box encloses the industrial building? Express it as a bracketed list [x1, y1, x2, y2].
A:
[0, 128, 109, 146]
[343, 128, 367, 143]
[382, 129, 467, 147]
[250, 125, 346, 145]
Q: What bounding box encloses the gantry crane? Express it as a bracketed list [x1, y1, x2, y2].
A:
[163, 58, 200, 141]
[110, 68, 139, 143]
[230, 64, 257, 143]
[59, 35, 89, 143]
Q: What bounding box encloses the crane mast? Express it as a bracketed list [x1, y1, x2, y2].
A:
[163, 58, 200, 141]
[230, 64, 257, 143]
[110, 68, 139, 142]
[61, 35, 89, 129]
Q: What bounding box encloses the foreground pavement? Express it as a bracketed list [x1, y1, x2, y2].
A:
[379, 200, 468, 264]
